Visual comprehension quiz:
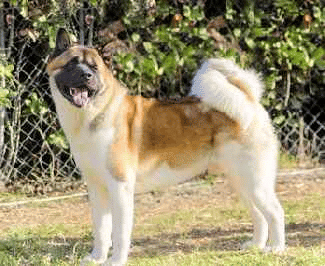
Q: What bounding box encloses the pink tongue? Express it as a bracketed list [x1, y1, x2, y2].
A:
[71, 88, 89, 106]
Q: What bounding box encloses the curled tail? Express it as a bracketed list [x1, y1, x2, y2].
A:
[191, 58, 264, 130]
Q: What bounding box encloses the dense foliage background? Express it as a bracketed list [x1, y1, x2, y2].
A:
[3, 0, 324, 106]
[1, 0, 325, 193]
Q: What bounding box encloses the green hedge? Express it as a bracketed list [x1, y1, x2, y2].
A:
[114, 0, 325, 126]
[1, 0, 325, 192]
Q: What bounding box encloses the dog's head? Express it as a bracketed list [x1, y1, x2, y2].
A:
[47, 29, 107, 108]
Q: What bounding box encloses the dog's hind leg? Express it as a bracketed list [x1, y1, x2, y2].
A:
[249, 141, 285, 252]
[222, 141, 285, 252]
[242, 204, 268, 249]
[242, 187, 285, 252]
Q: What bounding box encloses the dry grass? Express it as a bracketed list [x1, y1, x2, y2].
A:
[0, 170, 324, 265]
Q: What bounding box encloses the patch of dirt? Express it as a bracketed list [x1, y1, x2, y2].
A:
[0, 169, 324, 255]
[0, 199, 91, 231]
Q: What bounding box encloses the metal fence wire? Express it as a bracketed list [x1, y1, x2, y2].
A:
[0, 3, 82, 192]
[1, 1, 325, 192]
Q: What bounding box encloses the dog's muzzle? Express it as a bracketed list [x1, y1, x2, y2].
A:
[55, 64, 99, 108]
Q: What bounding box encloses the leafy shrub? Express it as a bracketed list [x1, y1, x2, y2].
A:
[224, 0, 325, 124]
[0, 64, 16, 108]
[114, 0, 325, 124]
[114, 2, 216, 98]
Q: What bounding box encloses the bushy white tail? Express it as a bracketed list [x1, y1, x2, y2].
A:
[191, 58, 264, 130]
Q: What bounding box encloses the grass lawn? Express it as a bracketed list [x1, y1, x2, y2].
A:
[0, 166, 324, 265]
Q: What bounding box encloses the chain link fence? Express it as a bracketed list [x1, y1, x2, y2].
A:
[0, 1, 82, 193]
[275, 101, 325, 165]
[1, 1, 325, 193]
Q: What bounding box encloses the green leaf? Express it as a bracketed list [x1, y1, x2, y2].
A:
[183, 5, 191, 19]
[124, 60, 134, 73]
[142, 57, 160, 78]
[0, 89, 10, 98]
[273, 115, 286, 125]
[131, 33, 141, 43]
[275, 0, 299, 16]
[47, 129, 69, 149]
[315, 57, 325, 69]
[157, 67, 164, 76]
[155, 27, 171, 42]
[24, 93, 48, 115]
[313, 6, 321, 19]
[193, 27, 209, 40]
[0, 89, 11, 107]
[48, 26, 58, 49]
[122, 16, 131, 26]
[162, 55, 177, 76]
[275, 102, 283, 110]
[143, 42, 154, 53]
[233, 28, 241, 38]
[191, 6, 205, 21]
[0, 64, 14, 79]
[287, 49, 310, 69]
[312, 47, 325, 60]
[157, 1, 174, 17]
[89, 0, 97, 6]
[253, 27, 272, 37]
[116, 53, 136, 73]
[183, 46, 196, 58]
[245, 37, 255, 49]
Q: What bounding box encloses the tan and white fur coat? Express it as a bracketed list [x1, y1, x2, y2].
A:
[47, 29, 285, 266]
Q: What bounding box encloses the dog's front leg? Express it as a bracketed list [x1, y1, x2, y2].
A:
[81, 181, 112, 265]
[106, 177, 135, 266]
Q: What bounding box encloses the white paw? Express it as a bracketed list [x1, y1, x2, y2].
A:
[80, 255, 106, 266]
[102, 257, 126, 266]
[241, 240, 286, 253]
[263, 244, 286, 253]
[241, 240, 265, 251]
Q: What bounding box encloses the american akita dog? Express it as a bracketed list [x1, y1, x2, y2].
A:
[47, 28, 285, 265]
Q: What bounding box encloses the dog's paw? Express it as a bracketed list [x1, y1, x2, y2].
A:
[80, 255, 106, 266]
[263, 244, 286, 253]
[240, 240, 265, 251]
[102, 257, 126, 266]
[241, 240, 286, 253]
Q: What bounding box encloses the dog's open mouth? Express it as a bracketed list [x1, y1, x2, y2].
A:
[62, 86, 97, 108]
[70, 87, 91, 107]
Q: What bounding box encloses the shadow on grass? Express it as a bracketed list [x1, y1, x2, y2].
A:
[0, 223, 323, 262]
[131, 225, 250, 257]
[286, 223, 324, 248]
[130, 222, 324, 257]
[0, 236, 91, 264]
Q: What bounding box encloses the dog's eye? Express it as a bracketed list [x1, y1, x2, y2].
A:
[89, 64, 98, 71]
[65, 56, 79, 70]
[70, 56, 80, 64]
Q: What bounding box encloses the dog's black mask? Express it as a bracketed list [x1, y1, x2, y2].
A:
[55, 57, 99, 108]
[52, 28, 99, 108]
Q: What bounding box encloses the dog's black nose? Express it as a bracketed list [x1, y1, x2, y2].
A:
[82, 71, 93, 80]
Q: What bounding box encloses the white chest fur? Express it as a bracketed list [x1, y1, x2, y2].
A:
[50, 78, 114, 179]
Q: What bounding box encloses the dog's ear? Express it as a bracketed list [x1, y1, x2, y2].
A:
[54, 28, 72, 56]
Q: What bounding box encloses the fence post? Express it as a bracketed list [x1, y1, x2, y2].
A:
[0, 6, 6, 181]
[298, 115, 306, 167]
